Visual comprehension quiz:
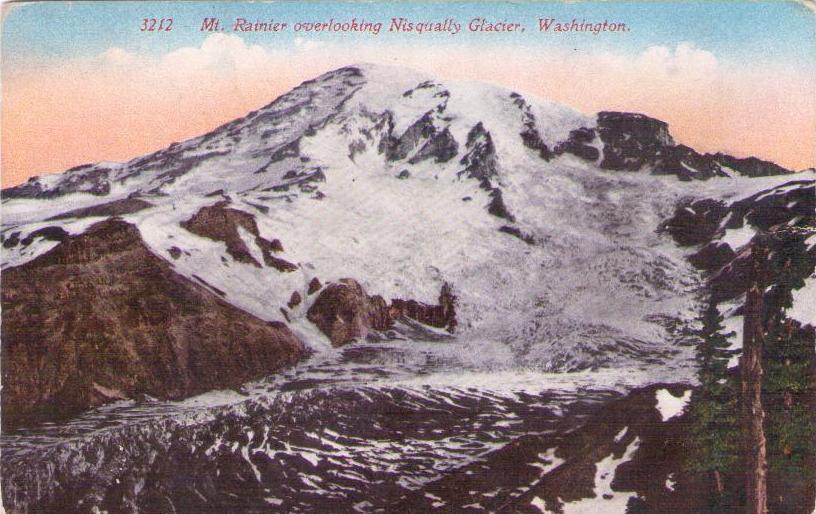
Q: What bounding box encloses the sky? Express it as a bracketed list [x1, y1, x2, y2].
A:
[2, 1, 815, 186]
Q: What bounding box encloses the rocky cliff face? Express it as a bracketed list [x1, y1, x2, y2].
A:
[1, 218, 307, 429]
[390, 282, 457, 333]
[661, 179, 815, 304]
[306, 279, 393, 346]
[554, 111, 795, 180]
[306, 279, 457, 346]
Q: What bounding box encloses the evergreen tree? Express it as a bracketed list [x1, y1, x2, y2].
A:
[687, 303, 741, 511]
[762, 228, 816, 513]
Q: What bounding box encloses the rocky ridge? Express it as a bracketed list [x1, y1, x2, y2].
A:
[306, 279, 457, 346]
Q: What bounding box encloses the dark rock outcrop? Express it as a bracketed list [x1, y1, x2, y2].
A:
[307, 279, 457, 346]
[519, 124, 551, 160]
[267, 139, 301, 164]
[390, 282, 458, 333]
[459, 122, 498, 183]
[381, 111, 437, 162]
[181, 201, 296, 271]
[713, 152, 791, 178]
[688, 241, 736, 272]
[487, 188, 514, 221]
[307, 277, 323, 295]
[660, 198, 729, 246]
[255, 236, 284, 254]
[20, 226, 70, 247]
[488, 101, 791, 182]
[553, 127, 600, 162]
[306, 279, 392, 346]
[657, 144, 727, 180]
[287, 291, 302, 309]
[181, 201, 262, 265]
[2, 226, 70, 249]
[458, 122, 516, 221]
[261, 252, 298, 273]
[2, 231, 21, 248]
[548, 111, 793, 180]
[511, 92, 553, 160]
[597, 111, 674, 171]
[499, 225, 536, 245]
[1, 218, 307, 428]
[408, 127, 459, 164]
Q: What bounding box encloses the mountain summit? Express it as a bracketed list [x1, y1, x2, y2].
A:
[4, 63, 791, 202]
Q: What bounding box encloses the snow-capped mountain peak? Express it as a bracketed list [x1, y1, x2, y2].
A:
[1, 64, 803, 372]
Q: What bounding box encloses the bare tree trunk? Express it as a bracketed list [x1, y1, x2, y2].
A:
[742, 243, 768, 514]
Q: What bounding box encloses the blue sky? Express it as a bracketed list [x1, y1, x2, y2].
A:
[3, 1, 814, 68]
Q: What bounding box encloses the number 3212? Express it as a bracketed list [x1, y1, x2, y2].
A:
[140, 18, 173, 31]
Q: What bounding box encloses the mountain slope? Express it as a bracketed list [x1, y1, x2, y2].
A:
[4, 64, 811, 379]
[2, 63, 810, 396]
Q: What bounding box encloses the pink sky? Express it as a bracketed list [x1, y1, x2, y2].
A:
[3, 35, 815, 187]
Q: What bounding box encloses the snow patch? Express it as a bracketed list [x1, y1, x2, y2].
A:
[720, 224, 755, 250]
[655, 389, 691, 421]
[424, 492, 446, 508]
[788, 275, 816, 327]
[723, 313, 745, 369]
[666, 473, 677, 491]
[531, 496, 554, 513]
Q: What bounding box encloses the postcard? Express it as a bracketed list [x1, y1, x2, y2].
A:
[1, 1, 814, 513]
